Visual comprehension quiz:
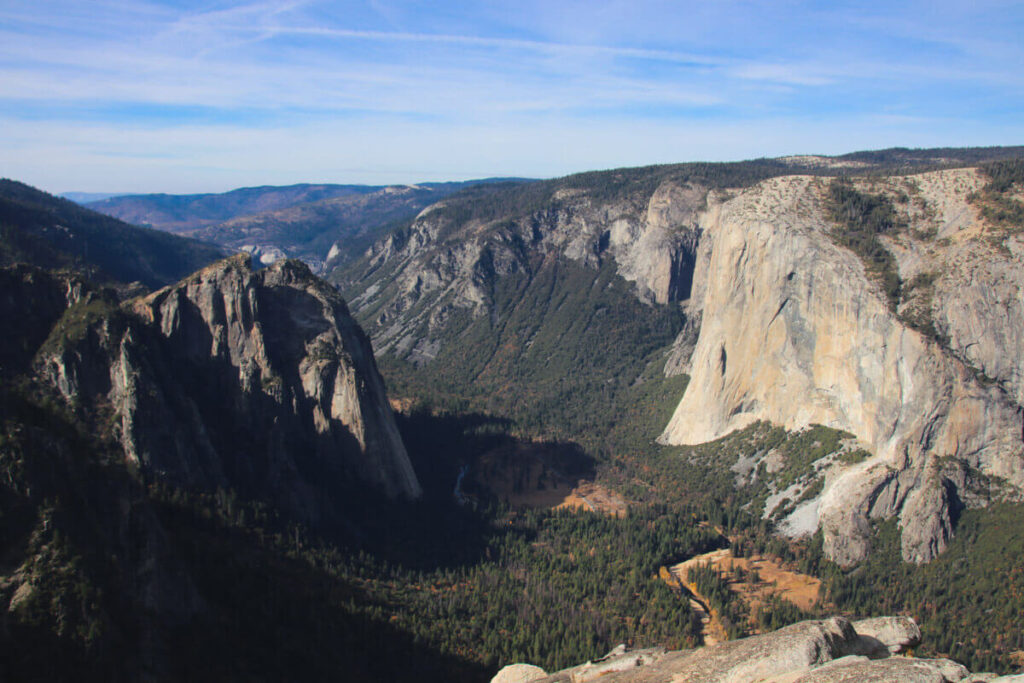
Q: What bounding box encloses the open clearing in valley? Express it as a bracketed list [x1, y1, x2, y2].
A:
[664, 547, 823, 637]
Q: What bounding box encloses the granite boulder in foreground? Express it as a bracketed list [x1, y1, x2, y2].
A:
[493, 616, 1024, 683]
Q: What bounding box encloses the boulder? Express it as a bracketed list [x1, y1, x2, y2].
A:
[491, 663, 547, 683]
[850, 616, 922, 656]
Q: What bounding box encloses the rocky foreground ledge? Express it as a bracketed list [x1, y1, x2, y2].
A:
[493, 617, 1024, 683]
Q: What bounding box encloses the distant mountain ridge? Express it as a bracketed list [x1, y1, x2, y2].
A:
[79, 148, 1024, 277]
[0, 179, 227, 289]
[86, 183, 394, 232]
[60, 191, 127, 204]
[85, 178, 534, 272]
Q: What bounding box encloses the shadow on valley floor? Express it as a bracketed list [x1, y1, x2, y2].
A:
[334, 408, 599, 572]
[155, 505, 492, 683]
[397, 408, 598, 505]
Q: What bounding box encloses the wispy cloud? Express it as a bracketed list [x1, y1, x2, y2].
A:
[730, 63, 835, 87]
[1, 0, 1022, 192]
[232, 24, 728, 66]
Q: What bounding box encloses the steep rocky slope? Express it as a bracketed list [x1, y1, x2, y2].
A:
[191, 183, 489, 272]
[334, 150, 1023, 358]
[0, 265, 92, 377]
[36, 254, 420, 511]
[337, 154, 1019, 367]
[0, 379, 206, 680]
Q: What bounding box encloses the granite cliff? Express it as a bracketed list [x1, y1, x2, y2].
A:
[4, 154, 1024, 678]
[338, 175, 704, 363]
[36, 254, 421, 513]
[659, 170, 1024, 564]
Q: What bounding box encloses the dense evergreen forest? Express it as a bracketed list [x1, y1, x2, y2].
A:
[789, 504, 1024, 674]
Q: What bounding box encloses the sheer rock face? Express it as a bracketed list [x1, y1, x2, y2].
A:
[508, 617, 982, 683]
[38, 255, 420, 518]
[348, 181, 702, 357]
[659, 173, 1024, 565]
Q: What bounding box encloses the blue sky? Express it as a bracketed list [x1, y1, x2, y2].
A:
[1, 0, 1023, 193]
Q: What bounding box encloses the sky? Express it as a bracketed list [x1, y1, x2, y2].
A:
[1, 0, 1023, 194]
